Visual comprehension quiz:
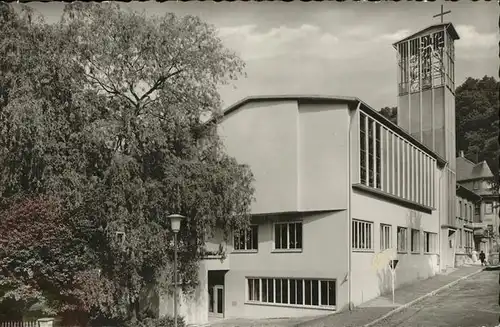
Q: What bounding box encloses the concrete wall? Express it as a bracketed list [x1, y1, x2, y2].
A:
[218, 101, 300, 215]
[350, 189, 440, 306]
[397, 87, 446, 158]
[159, 262, 209, 326]
[297, 102, 349, 211]
[218, 100, 350, 214]
[224, 211, 349, 319]
[212, 99, 352, 320]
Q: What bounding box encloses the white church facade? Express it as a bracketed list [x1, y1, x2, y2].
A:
[160, 21, 497, 326]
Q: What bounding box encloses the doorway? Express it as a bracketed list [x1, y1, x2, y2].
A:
[208, 270, 227, 318]
[447, 229, 457, 268]
[209, 285, 224, 317]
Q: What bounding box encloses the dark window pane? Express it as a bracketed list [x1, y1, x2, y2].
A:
[239, 234, 245, 250]
[297, 279, 303, 304]
[305, 280, 311, 305]
[254, 279, 260, 301]
[289, 223, 296, 249]
[321, 281, 328, 305]
[296, 223, 302, 248]
[290, 279, 296, 304]
[217, 288, 223, 314]
[267, 279, 274, 303]
[248, 279, 253, 300]
[275, 279, 282, 303]
[262, 278, 268, 302]
[311, 280, 319, 305]
[354, 222, 358, 248]
[282, 279, 288, 304]
[246, 229, 252, 250]
[328, 281, 336, 306]
[281, 225, 288, 249]
[252, 226, 258, 250]
[275, 225, 282, 249]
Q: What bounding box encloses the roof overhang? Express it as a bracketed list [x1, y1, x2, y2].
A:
[456, 184, 482, 201]
[392, 22, 460, 48]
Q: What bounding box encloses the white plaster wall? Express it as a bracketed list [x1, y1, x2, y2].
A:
[297, 102, 349, 211]
[224, 211, 349, 319]
[159, 262, 208, 326]
[218, 101, 299, 215]
[350, 189, 440, 306]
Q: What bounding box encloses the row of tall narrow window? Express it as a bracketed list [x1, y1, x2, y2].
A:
[456, 199, 474, 222]
[352, 219, 437, 254]
[359, 112, 435, 208]
[233, 222, 303, 251]
[458, 228, 474, 251]
[247, 277, 336, 308]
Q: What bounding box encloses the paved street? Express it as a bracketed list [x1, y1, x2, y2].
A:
[371, 270, 500, 327]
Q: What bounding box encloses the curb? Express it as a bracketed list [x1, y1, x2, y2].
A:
[363, 267, 485, 327]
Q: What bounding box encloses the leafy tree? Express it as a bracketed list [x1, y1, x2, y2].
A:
[0, 3, 254, 324]
[455, 76, 500, 189]
[379, 106, 397, 125]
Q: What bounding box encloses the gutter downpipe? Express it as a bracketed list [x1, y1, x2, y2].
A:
[348, 101, 361, 310]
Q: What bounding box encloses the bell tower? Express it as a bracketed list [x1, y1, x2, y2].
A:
[393, 20, 459, 160]
[393, 7, 460, 269]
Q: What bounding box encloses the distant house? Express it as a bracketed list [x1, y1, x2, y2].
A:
[456, 152, 499, 255]
[454, 183, 479, 266]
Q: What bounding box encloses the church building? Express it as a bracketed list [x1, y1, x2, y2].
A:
[160, 19, 497, 327]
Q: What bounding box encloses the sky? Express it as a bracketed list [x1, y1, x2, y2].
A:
[22, 1, 498, 111]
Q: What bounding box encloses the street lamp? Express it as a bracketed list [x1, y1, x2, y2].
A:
[168, 214, 185, 327]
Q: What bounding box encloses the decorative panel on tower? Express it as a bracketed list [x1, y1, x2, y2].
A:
[393, 23, 459, 162]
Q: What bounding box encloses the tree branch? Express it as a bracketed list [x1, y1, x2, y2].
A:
[138, 69, 184, 103]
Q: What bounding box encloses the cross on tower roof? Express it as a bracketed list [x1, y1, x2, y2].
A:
[433, 4, 451, 23]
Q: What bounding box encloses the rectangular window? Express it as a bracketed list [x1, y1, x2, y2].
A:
[247, 278, 336, 308]
[375, 123, 381, 189]
[459, 200, 462, 218]
[360, 113, 367, 185]
[274, 222, 302, 250]
[399, 140, 405, 198]
[397, 227, 408, 252]
[424, 232, 437, 253]
[359, 113, 381, 189]
[411, 229, 420, 253]
[380, 224, 392, 251]
[485, 202, 493, 214]
[368, 120, 374, 187]
[352, 220, 373, 251]
[234, 225, 259, 251]
[417, 151, 421, 204]
[247, 278, 260, 302]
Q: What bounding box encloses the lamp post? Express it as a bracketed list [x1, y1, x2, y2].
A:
[168, 214, 184, 327]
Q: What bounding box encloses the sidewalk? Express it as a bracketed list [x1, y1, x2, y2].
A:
[209, 265, 483, 327]
[207, 265, 483, 327]
[296, 265, 483, 327]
